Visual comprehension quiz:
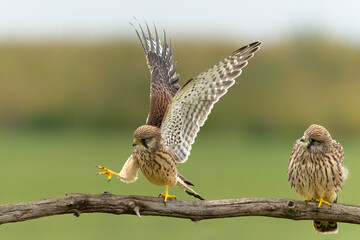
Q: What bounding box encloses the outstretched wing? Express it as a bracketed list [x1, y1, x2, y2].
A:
[133, 22, 180, 128]
[161, 41, 262, 163]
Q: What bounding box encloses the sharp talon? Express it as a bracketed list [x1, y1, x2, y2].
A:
[159, 185, 176, 203]
[96, 165, 120, 181]
[315, 197, 331, 207]
[159, 193, 176, 202]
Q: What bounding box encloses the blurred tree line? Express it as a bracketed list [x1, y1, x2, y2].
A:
[0, 37, 359, 136]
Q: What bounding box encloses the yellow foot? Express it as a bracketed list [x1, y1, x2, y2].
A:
[97, 166, 120, 182]
[159, 185, 176, 203]
[305, 197, 313, 202]
[315, 197, 331, 207]
[159, 193, 176, 202]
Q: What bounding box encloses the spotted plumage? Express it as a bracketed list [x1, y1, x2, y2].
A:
[287, 124, 347, 234]
[161, 43, 260, 162]
[98, 21, 261, 202]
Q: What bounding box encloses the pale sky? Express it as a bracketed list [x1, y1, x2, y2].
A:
[0, 0, 359, 44]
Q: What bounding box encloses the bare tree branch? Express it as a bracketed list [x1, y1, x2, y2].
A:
[1, 192, 359, 225]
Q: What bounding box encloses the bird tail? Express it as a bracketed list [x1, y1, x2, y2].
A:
[176, 174, 204, 200]
[313, 220, 338, 234]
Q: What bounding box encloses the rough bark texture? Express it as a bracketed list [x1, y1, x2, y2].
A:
[1, 192, 359, 225]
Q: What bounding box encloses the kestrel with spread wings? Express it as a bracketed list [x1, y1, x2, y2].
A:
[287, 124, 347, 234]
[98, 22, 261, 202]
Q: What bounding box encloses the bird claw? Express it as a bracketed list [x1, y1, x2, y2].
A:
[97, 166, 120, 182]
[315, 197, 331, 207]
[305, 197, 315, 202]
[159, 193, 176, 202]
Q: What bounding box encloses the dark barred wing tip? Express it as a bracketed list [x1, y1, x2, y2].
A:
[249, 41, 262, 49]
[131, 19, 180, 95]
[177, 173, 195, 186]
[185, 190, 205, 200]
[233, 41, 262, 55]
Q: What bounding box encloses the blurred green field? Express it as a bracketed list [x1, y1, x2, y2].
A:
[1, 130, 360, 239]
[1, 38, 360, 134]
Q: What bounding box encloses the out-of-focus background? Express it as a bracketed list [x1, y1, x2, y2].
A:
[1, 0, 360, 239]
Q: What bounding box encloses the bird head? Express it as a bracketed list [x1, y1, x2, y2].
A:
[298, 124, 332, 154]
[132, 125, 162, 151]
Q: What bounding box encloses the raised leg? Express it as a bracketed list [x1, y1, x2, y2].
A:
[97, 166, 120, 181]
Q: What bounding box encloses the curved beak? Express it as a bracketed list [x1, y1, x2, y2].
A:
[132, 139, 140, 147]
[300, 136, 307, 142]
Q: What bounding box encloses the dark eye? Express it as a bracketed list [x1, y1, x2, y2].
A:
[141, 138, 146, 142]
[309, 138, 317, 143]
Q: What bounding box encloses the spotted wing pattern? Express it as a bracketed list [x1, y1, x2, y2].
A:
[331, 140, 345, 165]
[133, 22, 180, 127]
[161, 41, 262, 163]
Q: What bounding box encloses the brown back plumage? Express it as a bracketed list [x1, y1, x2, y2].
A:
[132, 21, 180, 128]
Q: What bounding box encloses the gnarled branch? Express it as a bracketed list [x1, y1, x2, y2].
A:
[0, 192, 359, 225]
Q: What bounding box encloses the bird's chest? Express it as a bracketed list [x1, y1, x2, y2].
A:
[290, 153, 338, 198]
[133, 149, 177, 186]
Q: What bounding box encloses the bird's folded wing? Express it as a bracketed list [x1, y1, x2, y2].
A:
[331, 140, 348, 179]
[133, 22, 180, 127]
[161, 41, 262, 163]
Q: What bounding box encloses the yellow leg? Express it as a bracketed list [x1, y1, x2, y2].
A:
[305, 197, 313, 202]
[97, 166, 120, 181]
[159, 185, 176, 202]
[315, 197, 331, 207]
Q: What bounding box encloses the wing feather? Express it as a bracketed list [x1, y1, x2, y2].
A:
[161, 41, 262, 162]
[132, 21, 180, 127]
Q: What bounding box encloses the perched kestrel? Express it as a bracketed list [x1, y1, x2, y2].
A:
[98, 22, 261, 202]
[287, 124, 347, 234]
